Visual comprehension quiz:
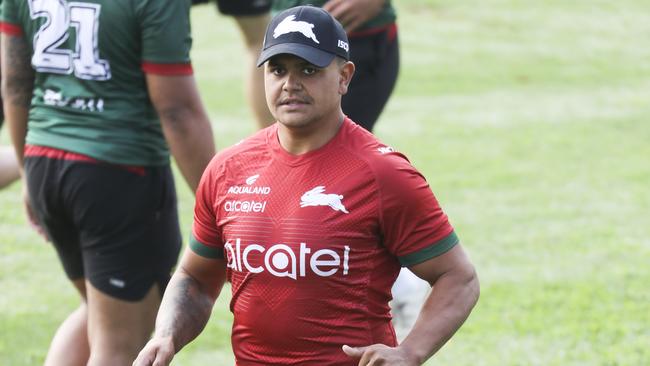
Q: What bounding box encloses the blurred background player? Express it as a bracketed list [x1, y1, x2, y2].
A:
[134, 7, 478, 366]
[192, 0, 275, 128]
[1, 0, 215, 364]
[0, 12, 20, 190]
[0, 119, 20, 189]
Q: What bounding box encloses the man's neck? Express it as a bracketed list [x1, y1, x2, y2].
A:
[277, 113, 345, 155]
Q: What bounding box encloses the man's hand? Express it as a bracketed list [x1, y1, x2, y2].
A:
[323, 0, 386, 32]
[132, 336, 175, 366]
[342, 344, 419, 366]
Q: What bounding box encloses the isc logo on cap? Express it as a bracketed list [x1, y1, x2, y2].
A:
[338, 39, 350, 52]
[337, 39, 349, 52]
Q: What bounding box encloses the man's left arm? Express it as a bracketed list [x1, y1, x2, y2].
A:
[343, 244, 479, 365]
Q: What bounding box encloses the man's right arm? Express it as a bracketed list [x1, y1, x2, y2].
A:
[0, 33, 34, 172]
[146, 74, 216, 193]
[132, 248, 227, 366]
[1, 32, 48, 237]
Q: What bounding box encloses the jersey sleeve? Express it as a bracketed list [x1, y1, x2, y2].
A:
[0, 0, 24, 36]
[190, 156, 225, 259]
[137, 0, 193, 75]
[377, 153, 458, 267]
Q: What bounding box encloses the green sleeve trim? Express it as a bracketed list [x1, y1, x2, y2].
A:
[189, 234, 223, 259]
[398, 231, 459, 267]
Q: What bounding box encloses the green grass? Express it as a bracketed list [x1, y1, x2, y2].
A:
[1, 0, 649, 364]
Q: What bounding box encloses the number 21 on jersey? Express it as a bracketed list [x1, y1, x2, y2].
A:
[28, 0, 111, 81]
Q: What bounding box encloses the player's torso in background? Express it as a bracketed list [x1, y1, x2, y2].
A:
[216, 121, 401, 365]
[0, 0, 192, 165]
[272, 0, 396, 32]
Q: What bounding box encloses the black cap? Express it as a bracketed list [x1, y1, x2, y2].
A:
[256, 5, 350, 68]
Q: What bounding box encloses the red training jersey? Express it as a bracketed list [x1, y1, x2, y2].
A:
[192, 118, 458, 365]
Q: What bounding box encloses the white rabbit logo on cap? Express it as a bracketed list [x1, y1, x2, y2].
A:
[273, 15, 320, 44]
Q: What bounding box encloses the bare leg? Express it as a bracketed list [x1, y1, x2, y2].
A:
[44, 279, 90, 366]
[86, 281, 161, 366]
[0, 146, 20, 189]
[234, 14, 275, 129]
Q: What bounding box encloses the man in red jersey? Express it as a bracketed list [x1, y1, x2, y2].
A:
[134, 6, 479, 366]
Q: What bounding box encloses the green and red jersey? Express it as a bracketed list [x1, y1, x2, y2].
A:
[0, 0, 193, 166]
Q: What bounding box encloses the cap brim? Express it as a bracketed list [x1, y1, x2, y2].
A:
[256, 43, 336, 68]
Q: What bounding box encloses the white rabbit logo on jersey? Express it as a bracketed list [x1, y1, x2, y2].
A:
[273, 15, 320, 44]
[300, 186, 348, 214]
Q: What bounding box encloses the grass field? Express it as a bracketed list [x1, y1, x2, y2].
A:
[2, 0, 650, 365]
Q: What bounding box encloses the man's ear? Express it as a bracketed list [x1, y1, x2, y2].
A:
[339, 61, 356, 95]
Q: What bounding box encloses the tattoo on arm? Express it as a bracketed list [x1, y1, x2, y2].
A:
[2, 35, 35, 108]
[156, 273, 216, 352]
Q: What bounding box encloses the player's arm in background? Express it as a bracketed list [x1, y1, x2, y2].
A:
[1, 31, 47, 236]
[0, 28, 22, 189]
[147, 74, 215, 193]
[343, 244, 479, 365]
[323, 0, 386, 32]
[132, 248, 227, 366]
[1, 32, 33, 173]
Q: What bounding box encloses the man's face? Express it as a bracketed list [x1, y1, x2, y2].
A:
[264, 54, 353, 130]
